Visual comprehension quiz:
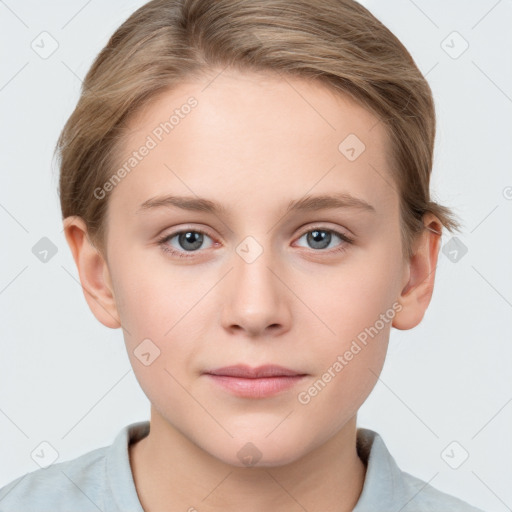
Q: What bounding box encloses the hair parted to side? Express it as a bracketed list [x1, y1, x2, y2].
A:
[56, 0, 461, 260]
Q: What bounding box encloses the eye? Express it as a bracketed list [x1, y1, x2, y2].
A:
[157, 229, 215, 258]
[294, 227, 354, 252]
[156, 225, 354, 260]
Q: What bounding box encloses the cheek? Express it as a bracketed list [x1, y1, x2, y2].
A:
[299, 252, 401, 347]
[292, 248, 399, 407]
[109, 252, 215, 395]
[295, 308, 389, 433]
[110, 247, 203, 339]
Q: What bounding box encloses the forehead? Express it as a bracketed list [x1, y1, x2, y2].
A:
[108, 69, 397, 218]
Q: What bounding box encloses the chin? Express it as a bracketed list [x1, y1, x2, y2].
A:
[206, 432, 307, 469]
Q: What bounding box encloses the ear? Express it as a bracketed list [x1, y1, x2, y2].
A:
[63, 216, 121, 329]
[392, 213, 442, 330]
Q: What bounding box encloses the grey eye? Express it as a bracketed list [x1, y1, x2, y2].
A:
[296, 229, 343, 250]
[166, 231, 214, 252]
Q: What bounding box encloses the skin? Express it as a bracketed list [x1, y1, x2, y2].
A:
[64, 68, 441, 512]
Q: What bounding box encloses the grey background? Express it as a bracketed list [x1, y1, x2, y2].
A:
[1, 1, 511, 510]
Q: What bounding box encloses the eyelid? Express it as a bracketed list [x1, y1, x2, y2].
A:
[157, 222, 354, 258]
[294, 223, 354, 243]
[159, 225, 218, 242]
[160, 223, 353, 243]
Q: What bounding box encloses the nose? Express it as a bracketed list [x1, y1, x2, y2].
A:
[220, 243, 292, 338]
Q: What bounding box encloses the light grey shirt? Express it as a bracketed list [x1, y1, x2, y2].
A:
[0, 421, 484, 511]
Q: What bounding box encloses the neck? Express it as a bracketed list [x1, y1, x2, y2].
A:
[129, 408, 366, 512]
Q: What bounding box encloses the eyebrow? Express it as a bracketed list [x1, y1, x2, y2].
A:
[136, 192, 376, 215]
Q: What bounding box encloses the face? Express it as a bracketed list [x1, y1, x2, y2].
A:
[99, 69, 408, 466]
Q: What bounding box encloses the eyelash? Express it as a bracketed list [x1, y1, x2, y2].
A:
[156, 226, 355, 259]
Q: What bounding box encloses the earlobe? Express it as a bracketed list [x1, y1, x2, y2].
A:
[63, 216, 121, 329]
[392, 214, 442, 331]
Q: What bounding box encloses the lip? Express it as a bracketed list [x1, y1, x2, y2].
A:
[204, 364, 305, 378]
[203, 365, 308, 398]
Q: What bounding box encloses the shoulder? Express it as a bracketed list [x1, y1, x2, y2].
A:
[0, 445, 109, 512]
[398, 469, 485, 512]
[354, 427, 485, 512]
[0, 420, 148, 512]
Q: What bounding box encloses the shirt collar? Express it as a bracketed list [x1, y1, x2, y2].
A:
[106, 420, 149, 512]
[353, 427, 408, 511]
[107, 421, 407, 512]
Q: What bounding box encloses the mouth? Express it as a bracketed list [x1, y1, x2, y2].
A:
[205, 364, 306, 379]
[203, 364, 308, 398]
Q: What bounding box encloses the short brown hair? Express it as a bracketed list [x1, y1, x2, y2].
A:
[56, 0, 460, 259]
